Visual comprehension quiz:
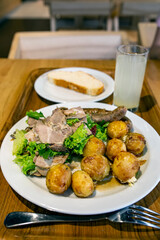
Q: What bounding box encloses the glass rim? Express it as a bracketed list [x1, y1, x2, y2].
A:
[117, 44, 149, 56]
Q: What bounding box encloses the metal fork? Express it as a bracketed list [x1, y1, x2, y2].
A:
[4, 204, 160, 229]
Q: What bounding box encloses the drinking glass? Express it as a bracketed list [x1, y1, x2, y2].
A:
[113, 45, 149, 111]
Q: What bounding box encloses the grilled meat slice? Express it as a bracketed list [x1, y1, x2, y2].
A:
[90, 106, 127, 122]
[84, 108, 109, 114]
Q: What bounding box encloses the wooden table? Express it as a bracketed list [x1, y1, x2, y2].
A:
[0, 58, 159, 239]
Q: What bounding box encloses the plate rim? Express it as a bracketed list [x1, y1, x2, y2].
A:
[1, 102, 160, 215]
[34, 67, 114, 103]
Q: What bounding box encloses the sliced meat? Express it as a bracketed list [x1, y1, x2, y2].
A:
[35, 121, 73, 144]
[91, 106, 127, 122]
[34, 167, 48, 176]
[71, 121, 83, 132]
[27, 118, 40, 128]
[33, 154, 69, 176]
[122, 116, 133, 132]
[31, 170, 41, 177]
[63, 107, 86, 119]
[45, 108, 66, 126]
[51, 154, 69, 166]
[84, 108, 109, 114]
[25, 130, 36, 142]
[70, 119, 89, 133]
[33, 156, 51, 169]
[50, 143, 67, 152]
[25, 129, 39, 142]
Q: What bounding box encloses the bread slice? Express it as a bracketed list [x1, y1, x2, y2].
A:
[48, 70, 104, 96]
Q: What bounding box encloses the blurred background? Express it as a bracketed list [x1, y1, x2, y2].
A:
[0, 0, 159, 58]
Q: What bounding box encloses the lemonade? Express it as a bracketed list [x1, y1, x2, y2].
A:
[113, 45, 148, 111]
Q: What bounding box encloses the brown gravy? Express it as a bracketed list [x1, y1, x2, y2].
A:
[96, 175, 121, 191]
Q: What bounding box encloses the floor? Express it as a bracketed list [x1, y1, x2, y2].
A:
[0, 0, 134, 58]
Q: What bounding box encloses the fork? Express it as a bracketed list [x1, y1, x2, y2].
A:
[4, 204, 160, 229]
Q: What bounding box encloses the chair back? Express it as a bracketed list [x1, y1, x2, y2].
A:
[8, 31, 129, 59]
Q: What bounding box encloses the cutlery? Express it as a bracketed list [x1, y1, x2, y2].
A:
[4, 204, 160, 229]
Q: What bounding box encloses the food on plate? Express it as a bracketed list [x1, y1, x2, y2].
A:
[107, 120, 128, 139]
[72, 170, 94, 197]
[81, 154, 110, 181]
[83, 136, 105, 157]
[11, 105, 146, 198]
[88, 106, 127, 122]
[125, 133, 146, 156]
[48, 70, 104, 96]
[106, 138, 126, 162]
[46, 164, 72, 194]
[112, 152, 140, 183]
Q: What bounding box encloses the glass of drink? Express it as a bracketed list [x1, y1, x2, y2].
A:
[113, 45, 149, 111]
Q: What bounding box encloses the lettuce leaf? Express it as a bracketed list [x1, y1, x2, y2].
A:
[13, 140, 64, 175]
[12, 129, 28, 155]
[86, 114, 108, 142]
[26, 110, 45, 120]
[64, 124, 92, 155]
[66, 118, 80, 126]
[14, 154, 35, 175]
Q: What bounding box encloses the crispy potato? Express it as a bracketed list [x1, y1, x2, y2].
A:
[112, 152, 140, 183]
[107, 121, 128, 139]
[72, 170, 94, 197]
[106, 138, 126, 162]
[125, 133, 146, 156]
[81, 154, 110, 181]
[46, 164, 72, 194]
[83, 136, 105, 157]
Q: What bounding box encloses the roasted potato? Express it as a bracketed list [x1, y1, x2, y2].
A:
[106, 138, 126, 162]
[81, 154, 110, 181]
[125, 132, 146, 156]
[112, 152, 140, 183]
[107, 121, 128, 139]
[83, 136, 105, 157]
[72, 170, 94, 197]
[46, 164, 72, 194]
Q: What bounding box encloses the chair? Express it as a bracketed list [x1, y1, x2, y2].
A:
[44, 0, 114, 30]
[110, 0, 160, 30]
[8, 31, 129, 59]
[121, 1, 160, 18]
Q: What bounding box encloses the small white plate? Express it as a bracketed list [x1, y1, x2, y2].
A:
[34, 67, 114, 102]
[1, 102, 160, 215]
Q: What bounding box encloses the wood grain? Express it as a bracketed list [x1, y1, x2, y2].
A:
[0, 58, 159, 240]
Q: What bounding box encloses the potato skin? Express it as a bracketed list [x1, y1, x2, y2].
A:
[72, 170, 94, 197]
[83, 136, 105, 157]
[112, 152, 140, 183]
[107, 121, 128, 139]
[106, 138, 126, 162]
[125, 133, 146, 156]
[81, 154, 110, 181]
[46, 164, 72, 194]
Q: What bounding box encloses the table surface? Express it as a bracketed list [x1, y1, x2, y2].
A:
[0, 58, 159, 240]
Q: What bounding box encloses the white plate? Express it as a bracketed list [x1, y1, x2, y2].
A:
[1, 102, 160, 215]
[34, 67, 114, 103]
